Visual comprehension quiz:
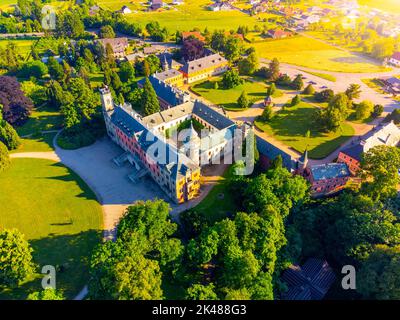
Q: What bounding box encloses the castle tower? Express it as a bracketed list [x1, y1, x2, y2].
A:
[186, 120, 200, 165]
[162, 55, 169, 71]
[298, 147, 309, 172]
[99, 85, 114, 115]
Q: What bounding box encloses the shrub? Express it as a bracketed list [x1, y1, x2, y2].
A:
[0, 141, 10, 173]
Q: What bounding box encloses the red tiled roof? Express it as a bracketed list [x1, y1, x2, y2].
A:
[391, 52, 400, 61]
[182, 31, 206, 42]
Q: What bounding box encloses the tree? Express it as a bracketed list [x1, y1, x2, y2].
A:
[385, 109, 400, 124]
[321, 93, 351, 132]
[222, 69, 243, 89]
[237, 91, 249, 109]
[267, 83, 276, 96]
[181, 38, 205, 61]
[358, 245, 400, 300]
[119, 61, 135, 83]
[0, 141, 10, 172]
[345, 83, 362, 100]
[291, 74, 304, 90]
[18, 60, 48, 79]
[290, 94, 301, 106]
[276, 74, 291, 87]
[57, 11, 85, 38]
[223, 36, 244, 61]
[372, 104, 384, 118]
[260, 104, 273, 122]
[238, 51, 258, 75]
[267, 58, 280, 81]
[141, 78, 160, 116]
[112, 254, 163, 300]
[186, 284, 218, 300]
[355, 100, 373, 120]
[314, 89, 334, 103]
[27, 288, 64, 300]
[99, 25, 115, 39]
[46, 80, 73, 110]
[303, 84, 315, 95]
[360, 145, 400, 201]
[47, 56, 64, 81]
[0, 121, 21, 150]
[0, 229, 35, 286]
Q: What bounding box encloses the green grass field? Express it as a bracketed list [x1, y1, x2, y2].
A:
[299, 70, 337, 82]
[0, 39, 34, 59]
[0, 158, 103, 299]
[193, 166, 237, 224]
[358, 0, 400, 14]
[16, 106, 63, 137]
[255, 102, 355, 159]
[191, 77, 267, 110]
[123, 0, 260, 33]
[254, 36, 388, 73]
[11, 132, 56, 153]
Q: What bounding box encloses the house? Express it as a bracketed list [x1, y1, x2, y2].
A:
[173, 0, 184, 5]
[89, 5, 100, 16]
[96, 37, 129, 58]
[208, 2, 233, 11]
[282, 258, 336, 300]
[180, 53, 228, 84]
[153, 69, 185, 88]
[150, 0, 163, 11]
[267, 29, 292, 39]
[302, 161, 351, 196]
[380, 76, 400, 95]
[100, 86, 237, 204]
[182, 31, 206, 43]
[338, 121, 400, 174]
[389, 52, 400, 67]
[157, 52, 184, 71]
[119, 5, 132, 14]
[143, 45, 165, 55]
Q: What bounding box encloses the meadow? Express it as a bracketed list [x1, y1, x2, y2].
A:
[358, 0, 400, 14]
[191, 76, 268, 110]
[253, 36, 388, 73]
[0, 158, 103, 299]
[254, 102, 355, 159]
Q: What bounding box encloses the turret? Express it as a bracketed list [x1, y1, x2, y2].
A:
[162, 55, 169, 71]
[298, 147, 309, 172]
[100, 85, 114, 115]
[186, 120, 200, 165]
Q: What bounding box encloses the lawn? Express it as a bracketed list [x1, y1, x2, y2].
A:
[358, 0, 400, 14]
[253, 36, 388, 73]
[193, 166, 237, 224]
[191, 77, 267, 111]
[254, 102, 355, 159]
[0, 39, 34, 59]
[16, 106, 63, 137]
[299, 70, 337, 82]
[124, 0, 260, 33]
[0, 158, 103, 300]
[11, 132, 56, 153]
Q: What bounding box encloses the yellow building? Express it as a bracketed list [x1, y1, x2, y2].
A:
[154, 69, 185, 88]
[181, 53, 229, 84]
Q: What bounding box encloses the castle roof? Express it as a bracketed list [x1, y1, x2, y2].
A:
[110, 106, 146, 137]
[309, 163, 350, 181]
[181, 53, 227, 75]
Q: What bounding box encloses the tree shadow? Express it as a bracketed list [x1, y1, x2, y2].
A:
[0, 230, 102, 300]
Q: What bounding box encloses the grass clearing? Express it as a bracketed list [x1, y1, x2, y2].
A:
[299, 70, 337, 82]
[123, 0, 260, 33]
[253, 36, 388, 73]
[11, 132, 56, 153]
[358, 0, 400, 14]
[191, 77, 267, 111]
[0, 158, 103, 299]
[193, 167, 237, 224]
[16, 106, 63, 137]
[254, 102, 355, 159]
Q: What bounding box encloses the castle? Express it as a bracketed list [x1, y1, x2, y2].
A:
[100, 86, 238, 204]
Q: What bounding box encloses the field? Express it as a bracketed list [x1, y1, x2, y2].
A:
[0, 0, 73, 12]
[0, 158, 103, 299]
[254, 102, 355, 159]
[253, 36, 388, 73]
[122, 0, 260, 33]
[191, 77, 267, 110]
[193, 166, 237, 224]
[358, 0, 400, 14]
[0, 39, 34, 59]
[11, 132, 56, 153]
